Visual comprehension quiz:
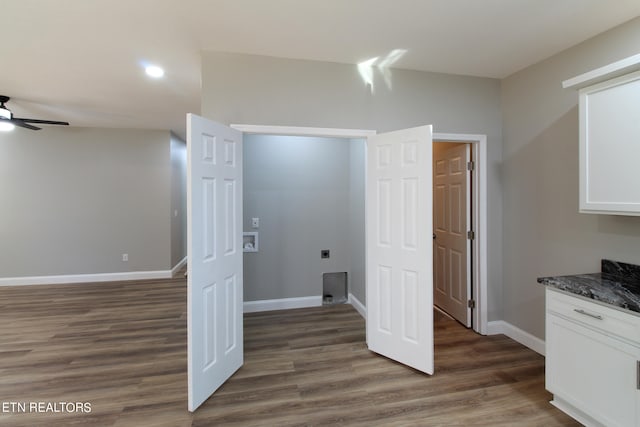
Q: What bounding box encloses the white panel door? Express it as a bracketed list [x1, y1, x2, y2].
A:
[433, 143, 471, 327]
[187, 114, 243, 412]
[366, 125, 434, 374]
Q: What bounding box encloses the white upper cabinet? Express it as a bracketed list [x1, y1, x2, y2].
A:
[564, 54, 640, 216]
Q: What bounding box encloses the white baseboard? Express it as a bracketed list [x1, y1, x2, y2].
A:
[348, 293, 367, 319]
[0, 269, 174, 286]
[0, 257, 189, 287]
[171, 256, 187, 277]
[243, 296, 322, 313]
[488, 320, 545, 356]
[550, 397, 604, 427]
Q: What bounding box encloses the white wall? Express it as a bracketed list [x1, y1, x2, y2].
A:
[0, 127, 174, 278]
[243, 134, 352, 301]
[202, 51, 503, 321]
[501, 17, 640, 339]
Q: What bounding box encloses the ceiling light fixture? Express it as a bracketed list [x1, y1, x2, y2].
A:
[145, 65, 165, 78]
[0, 121, 15, 132]
[0, 103, 14, 131]
[0, 105, 11, 120]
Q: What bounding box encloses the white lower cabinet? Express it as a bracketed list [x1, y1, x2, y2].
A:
[546, 288, 640, 427]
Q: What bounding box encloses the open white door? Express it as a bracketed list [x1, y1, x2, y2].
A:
[366, 125, 434, 374]
[187, 114, 243, 411]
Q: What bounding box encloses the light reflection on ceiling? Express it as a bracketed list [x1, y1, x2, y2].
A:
[357, 49, 408, 93]
[357, 57, 378, 91]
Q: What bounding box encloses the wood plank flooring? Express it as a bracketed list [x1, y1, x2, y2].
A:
[0, 275, 578, 426]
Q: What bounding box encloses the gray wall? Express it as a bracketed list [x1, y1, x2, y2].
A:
[0, 127, 173, 277]
[202, 51, 503, 320]
[170, 132, 187, 267]
[243, 134, 353, 301]
[501, 17, 640, 339]
[348, 138, 366, 304]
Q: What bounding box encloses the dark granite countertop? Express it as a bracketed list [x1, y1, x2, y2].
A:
[538, 259, 640, 314]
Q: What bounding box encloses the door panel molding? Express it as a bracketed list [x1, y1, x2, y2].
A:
[366, 125, 434, 374]
[187, 114, 243, 412]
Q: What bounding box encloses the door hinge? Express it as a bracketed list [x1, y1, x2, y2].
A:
[467, 161, 475, 171]
[467, 230, 475, 240]
[468, 299, 476, 309]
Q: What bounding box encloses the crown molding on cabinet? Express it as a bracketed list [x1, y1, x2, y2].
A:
[562, 53, 640, 89]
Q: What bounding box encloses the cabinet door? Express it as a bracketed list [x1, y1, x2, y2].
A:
[579, 71, 640, 215]
[546, 313, 640, 427]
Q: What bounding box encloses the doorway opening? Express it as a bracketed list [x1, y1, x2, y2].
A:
[432, 134, 486, 334]
[433, 142, 473, 328]
[241, 132, 366, 311]
[232, 124, 488, 335]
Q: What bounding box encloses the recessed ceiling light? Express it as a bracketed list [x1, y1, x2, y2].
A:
[0, 121, 15, 131]
[145, 65, 165, 78]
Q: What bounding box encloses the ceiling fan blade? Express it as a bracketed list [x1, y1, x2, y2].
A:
[11, 119, 41, 130]
[13, 117, 69, 126]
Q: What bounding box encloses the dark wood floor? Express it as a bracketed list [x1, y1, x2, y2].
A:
[0, 275, 578, 426]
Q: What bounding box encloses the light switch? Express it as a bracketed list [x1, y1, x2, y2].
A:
[252, 218, 259, 228]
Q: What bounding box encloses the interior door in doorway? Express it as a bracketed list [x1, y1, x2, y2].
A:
[187, 114, 243, 411]
[366, 125, 434, 374]
[433, 143, 471, 327]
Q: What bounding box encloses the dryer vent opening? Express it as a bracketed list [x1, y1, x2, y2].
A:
[323, 272, 347, 305]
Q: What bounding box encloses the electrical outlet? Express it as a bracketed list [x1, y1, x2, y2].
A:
[122, 253, 128, 262]
[321, 250, 330, 259]
[252, 217, 259, 228]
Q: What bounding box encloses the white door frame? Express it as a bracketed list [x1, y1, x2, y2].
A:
[433, 134, 487, 334]
[231, 124, 488, 335]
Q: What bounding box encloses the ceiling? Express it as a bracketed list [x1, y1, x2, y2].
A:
[3, 0, 640, 139]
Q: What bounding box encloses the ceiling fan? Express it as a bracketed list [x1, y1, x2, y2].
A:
[0, 95, 69, 130]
